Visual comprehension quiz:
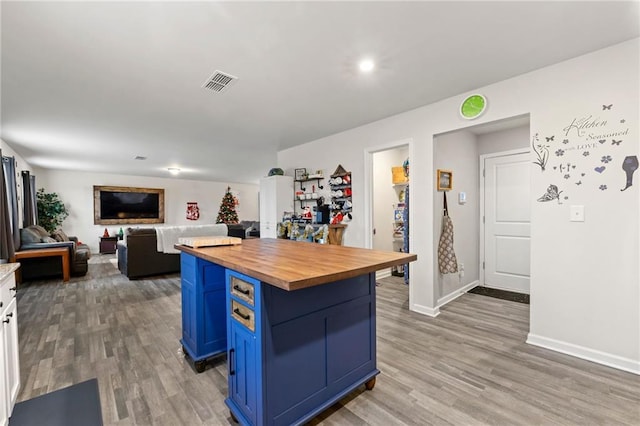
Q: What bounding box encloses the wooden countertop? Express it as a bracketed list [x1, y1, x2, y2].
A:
[176, 238, 416, 291]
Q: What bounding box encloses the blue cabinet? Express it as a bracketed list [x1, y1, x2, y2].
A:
[180, 253, 227, 372]
[225, 269, 378, 425]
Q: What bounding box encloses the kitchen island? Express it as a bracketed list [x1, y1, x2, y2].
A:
[176, 238, 416, 426]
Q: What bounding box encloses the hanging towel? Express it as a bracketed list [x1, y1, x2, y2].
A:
[438, 191, 459, 274]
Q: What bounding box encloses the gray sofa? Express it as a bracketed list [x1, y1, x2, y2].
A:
[117, 228, 180, 279]
[117, 225, 231, 279]
[18, 225, 91, 280]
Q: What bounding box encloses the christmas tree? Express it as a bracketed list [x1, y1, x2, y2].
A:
[216, 186, 239, 224]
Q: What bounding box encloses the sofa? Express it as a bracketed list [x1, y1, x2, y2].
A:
[17, 225, 91, 281]
[227, 220, 260, 238]
[117, 224, 229, 279]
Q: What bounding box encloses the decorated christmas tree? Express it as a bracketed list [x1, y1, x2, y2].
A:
[216, 186, 239, 224]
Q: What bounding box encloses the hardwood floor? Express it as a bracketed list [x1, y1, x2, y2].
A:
[15, 255, 639, 425]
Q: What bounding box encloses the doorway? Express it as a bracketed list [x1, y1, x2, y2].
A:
[371, 145, 409, 279]
[364, 139, 412, 286]
[432, 115, 530, 307]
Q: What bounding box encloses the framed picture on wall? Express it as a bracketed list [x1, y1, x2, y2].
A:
[294, 168, 307, 181]
[437, 169, 453, 191]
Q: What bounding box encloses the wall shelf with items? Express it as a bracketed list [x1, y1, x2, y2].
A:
[391, 203, 405, 276]
[391, 163, 409, 280]
[293, 169, 324, 212]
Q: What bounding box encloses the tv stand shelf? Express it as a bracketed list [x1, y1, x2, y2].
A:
[99, 236, 118, 254]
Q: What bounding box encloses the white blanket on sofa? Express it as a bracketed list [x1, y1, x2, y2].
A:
[155, 224, 228, 254]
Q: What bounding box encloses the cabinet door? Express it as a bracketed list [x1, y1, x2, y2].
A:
[228, 321, 258, 425]
[0, 321, 8, 426]
[3, 299, 19, 415]
[181, 269, 197, 351]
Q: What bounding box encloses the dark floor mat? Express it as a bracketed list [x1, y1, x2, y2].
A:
[468, 286, 530, 304]
[10, 379, 103, 426]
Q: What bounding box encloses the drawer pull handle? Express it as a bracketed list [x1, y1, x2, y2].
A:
[233, 285, 250, 295]
[10, 287, 16, 292]
[2, 319, 8, 324]
[0, 302, 3, 308]
[233, 308, 251, 321]
[5, 313, 12, 318]
[229, 348, 235, 375]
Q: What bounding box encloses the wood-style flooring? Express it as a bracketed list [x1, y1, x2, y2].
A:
[15, 255, 640, 425]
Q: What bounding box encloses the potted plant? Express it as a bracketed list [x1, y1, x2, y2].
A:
[36, 188, 69, 233]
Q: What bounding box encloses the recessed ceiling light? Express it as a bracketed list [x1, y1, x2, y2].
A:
[359, 59, 375, 73]
[167, 167, 181, 175]
[134, 156, 147, 160]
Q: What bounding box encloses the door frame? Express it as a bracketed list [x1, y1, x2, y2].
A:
[479, 148, 530, 288]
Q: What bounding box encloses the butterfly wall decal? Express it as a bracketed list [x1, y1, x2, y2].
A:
[602, 104, 612, 110]
[612, 140, 622, 146]
[599, 139, 606, 144]
[546, 136, 555, 142]
[576, 181, 582, 185]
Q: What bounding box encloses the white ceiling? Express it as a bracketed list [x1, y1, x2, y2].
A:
[2, 1, 638, 184]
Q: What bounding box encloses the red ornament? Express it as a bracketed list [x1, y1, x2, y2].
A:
[186, 202, 200, 220]
[103, 228, 110, 237]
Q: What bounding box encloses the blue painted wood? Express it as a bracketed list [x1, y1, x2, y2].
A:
[226, 270, 263, 425]
[224, 269, 378, 425]
[180, 253, 227, 363]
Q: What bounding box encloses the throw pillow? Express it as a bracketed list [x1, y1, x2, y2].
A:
[41, 237, 56, 243]
[51, 230, 70, 242]
[20, 228, 42, 244]
[31, 225, 50, 238]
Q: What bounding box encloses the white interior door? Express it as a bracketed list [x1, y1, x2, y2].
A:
[482, 151, 531, 294]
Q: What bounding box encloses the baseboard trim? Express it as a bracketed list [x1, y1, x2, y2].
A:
[437, 280, 479, 308]
[527, 333, 640, 375]
[376, 269, 391, 280]
[411, 303, 440, 318]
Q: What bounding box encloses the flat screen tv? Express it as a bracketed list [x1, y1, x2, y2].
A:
[93, 186, 165, 225]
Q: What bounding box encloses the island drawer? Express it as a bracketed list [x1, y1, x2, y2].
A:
[231, 300, 255, 332]
[230, 275, 255, 305]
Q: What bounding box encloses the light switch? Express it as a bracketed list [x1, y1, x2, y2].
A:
[570, 205, 584, 222]
[458, 192, 467, 204]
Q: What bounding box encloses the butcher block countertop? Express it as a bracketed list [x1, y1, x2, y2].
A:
[175, 238, 416, 291]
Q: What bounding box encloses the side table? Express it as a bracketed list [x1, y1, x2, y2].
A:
[99, 236, 118, 254]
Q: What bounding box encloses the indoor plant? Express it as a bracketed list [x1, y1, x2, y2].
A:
[36, 188, 69, 233]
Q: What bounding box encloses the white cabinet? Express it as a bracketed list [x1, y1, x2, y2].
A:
[259, 176, 293, 238]
[0, 264, 20, 426]
[0, 322, 7, 426]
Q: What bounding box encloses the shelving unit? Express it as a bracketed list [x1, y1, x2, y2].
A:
[293, 176, 324, 212]
[391, 182, 408, 278]
[329, 165, 352, 220]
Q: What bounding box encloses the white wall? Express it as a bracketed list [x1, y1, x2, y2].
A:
[278, 39, 639, 373]
[433, 131, 479, 303]
[478, 125, 530, 155]
[36, 169, 259, 253]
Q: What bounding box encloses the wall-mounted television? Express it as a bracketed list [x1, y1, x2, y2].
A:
[93, 186, 165, 225]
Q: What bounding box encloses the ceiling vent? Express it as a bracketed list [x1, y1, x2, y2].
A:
[134, 156, 147, 160]
[202, 70, 238, 93]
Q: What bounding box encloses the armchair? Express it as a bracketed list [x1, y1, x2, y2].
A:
[17, 225, 91, 280]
